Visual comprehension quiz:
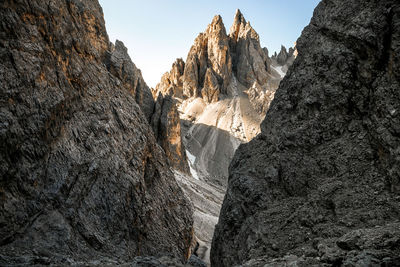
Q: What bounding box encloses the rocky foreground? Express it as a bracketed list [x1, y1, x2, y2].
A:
[0, 0, 194, 265]
[212, 0, 400, 266]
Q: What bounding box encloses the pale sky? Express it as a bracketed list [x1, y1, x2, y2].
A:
[99, 0, 320, 87]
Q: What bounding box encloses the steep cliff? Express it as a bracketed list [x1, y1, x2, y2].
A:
[151, 94, 190, 174]
[105, 39, 155, 122]
[106, 40, 190, 174]
[212, 0, 400, 266]
[0, 0, 193, 264]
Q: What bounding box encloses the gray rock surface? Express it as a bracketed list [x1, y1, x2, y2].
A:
[212, 0, 400, 266]
[0, 0, 193, 264]
[174, 170, 225, 265]
[229, 9, 272, 89]
[151, 94, 190, 174]
[106, 39, 155, 122]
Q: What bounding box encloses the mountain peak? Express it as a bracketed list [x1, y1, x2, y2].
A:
[207, 14, 227, 35]
[211, 14, 223, 25]
[229, 9, 247, 41]
[233, 8, 245, 24]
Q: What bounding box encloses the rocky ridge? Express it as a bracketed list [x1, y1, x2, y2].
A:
[212, 0, 400, 266]
[154, 9, 292, 186]
[0, 0, 193, 264]
[271, 45, 296, 69]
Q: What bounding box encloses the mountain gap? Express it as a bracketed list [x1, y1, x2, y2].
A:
[2, 1, 399, 266]
[151, 9, 295, 264]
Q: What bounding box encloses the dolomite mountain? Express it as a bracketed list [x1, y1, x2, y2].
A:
[154, 10, 294, 187]
[0, 0, 195, 265]
[212, 0, 400, 266]
[153, 10, 294, 264]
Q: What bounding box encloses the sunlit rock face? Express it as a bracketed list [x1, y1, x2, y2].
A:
[154, 9, 290, 186]
[0, 0, 194, 264]
[182, 15, 232, 102]
[212, 0, 400, 266]
[154, 58, 185, 99]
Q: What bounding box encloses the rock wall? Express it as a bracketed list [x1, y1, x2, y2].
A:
[105, 39, 155, 122]
[212, 0, 400, 266]
[0, 0, 193, 264]
[151, 94, 190, 174]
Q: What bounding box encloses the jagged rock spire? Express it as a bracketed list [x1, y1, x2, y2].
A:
[155, 9, 276, 106]
[182, 13, 232, 102]
[229, 9, 246, 41]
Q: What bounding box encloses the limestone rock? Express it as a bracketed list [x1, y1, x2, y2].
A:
[229, 9, 272, 89]
[201, 68, 221, 103]
[154, 58, 185, 98]
[106, 40, 155, 122]
[276, 45, 289, 65]
[212, 0, 400, 266]
[0, 0, 193, 264]
[272, 44, 296, 69]
[151, 94, 190, 174]
[182, 15, 232, 103]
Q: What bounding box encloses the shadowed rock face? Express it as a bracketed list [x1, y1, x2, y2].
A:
[229, 10, 271, 90]
[151, 94, 190, 174]
[106, 40, 155, 122]
[272, 45, 296, 68]
[212, 0, 400, 266]
[0, 0, 193, 265]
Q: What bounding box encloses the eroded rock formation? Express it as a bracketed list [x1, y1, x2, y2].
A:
[182, 15, 232, 102]
[153, 58, 185, 99]
[229, 10, 272, 90]
[151, 94, 190, 174]
[0, 0, 193, 264]
[271, 44, 296, 74]
[212, 0, 400, 266]
[154, 9, 287, 186]
[106, 40, 155, 122]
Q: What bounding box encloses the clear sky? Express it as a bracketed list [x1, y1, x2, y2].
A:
[99, 0, 321, 87]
